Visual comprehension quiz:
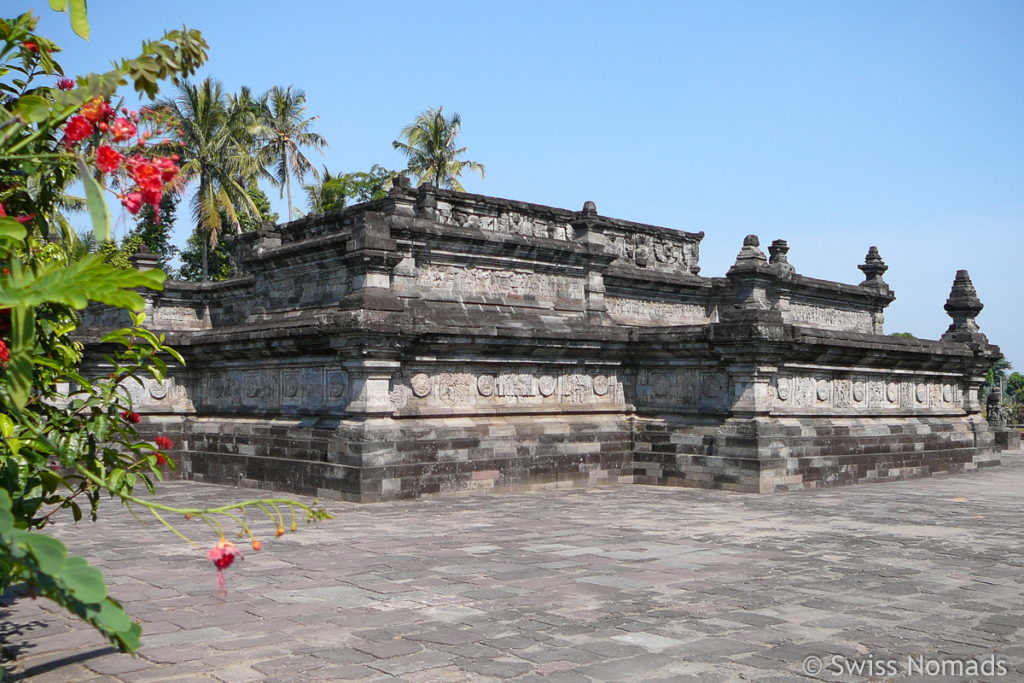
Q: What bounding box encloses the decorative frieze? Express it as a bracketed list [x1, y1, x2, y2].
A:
[436, 203, 574, 241]
[197, 366, 348, 412]
[416, 264, 584, 300]
[605, 297, 708, 325]
[393, 367, 624, 411]
[605, 230, 698, 274]
[772, 373, 962, 412]
[784, 302, 873, 333]
[634, 368, 728, 409]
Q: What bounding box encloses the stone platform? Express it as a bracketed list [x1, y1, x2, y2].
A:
[4, 452, 1024, 681]
[82, 184, 1004, 500]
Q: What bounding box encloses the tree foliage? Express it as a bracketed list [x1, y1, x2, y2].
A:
[255, 86, 327, 220]
[392, 106, 484, 191]
[304, 164, 394, 214]
[153, 77, 261, 280]
[179, 184, 275, 281]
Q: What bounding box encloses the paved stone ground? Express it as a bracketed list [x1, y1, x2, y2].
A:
[3, 452, 1024, 682]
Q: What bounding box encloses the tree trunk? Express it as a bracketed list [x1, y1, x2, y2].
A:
[285, 150, 293, 220]
[201, 230, 209, 282]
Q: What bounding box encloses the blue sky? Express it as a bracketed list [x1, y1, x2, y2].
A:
[27, 1, 1024, 369]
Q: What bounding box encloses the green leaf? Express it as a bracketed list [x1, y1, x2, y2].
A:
[0, 217, 27, 241]
[0, 490, 13, 533]
[68, 0, 90, 40]
[62, 562, 107, 602]
[76, 157, 110, 243]
[108, 468, 125, 491]
[90, 599, 132, 633]
[114, 618, 142, 652]
[24, 533, 67, 575]
[16, 95, 49, 123]
[0, 254, 164, 312]
[7, 306, 36, 410]
[0, 413, 13, 439]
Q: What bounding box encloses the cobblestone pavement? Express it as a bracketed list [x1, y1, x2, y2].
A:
[3, 452, 1024, 682]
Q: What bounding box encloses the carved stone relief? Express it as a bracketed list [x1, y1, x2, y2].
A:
[605, 298, 708, 325]
[784, 303, 873, 333]
[635, 368, 720, 409]
[437, 205, 573, 242]
[771, 373, 963, 413]
[417, 264, 584, 300]
[399, 367, 622, 410]
[607, 231, 694, 273]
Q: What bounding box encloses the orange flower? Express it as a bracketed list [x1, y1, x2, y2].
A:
[80, 98, 112, 123]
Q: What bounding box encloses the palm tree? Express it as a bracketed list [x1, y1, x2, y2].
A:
[156, 78, 261, 281]
[256, 86, 327, 220]
[392, 106, 485, 191]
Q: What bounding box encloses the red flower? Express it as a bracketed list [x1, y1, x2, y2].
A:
[80, 98, 113, 123]
[110, 117, 136, 142]
[119, 410, 141, 424]
[155, 435, 174, 450]
[63, 116, 93, 145]
[120, 192, 143, 215]
[56, 78, 75, 91]
[22, 41, 38, 52]
[0, 339, 9, 364]
[154, 156, 179, 183]
[155, 453, 168, 466]
[140, 185, 162, 206]
[95, 145, 123, 174]
[128, 157, 162, 191]
[208, 539, 243, 593]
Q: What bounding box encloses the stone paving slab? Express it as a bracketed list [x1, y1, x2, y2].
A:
[3, 452, 1024, 681]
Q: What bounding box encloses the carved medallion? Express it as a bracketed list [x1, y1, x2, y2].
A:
[477, 374, 495, 397]
[915, 383, 927, 403]
[149, 380, 168, 400]
[592, 374, 609, 396]
[244, 376, 259, 398]
[942, 384, 953, 402]
[776, 377, 791, 401]
[816, 379, 830, 402]
[410, 373, 432, 398]
[326, 371, 347, 399]
[702, 374, 725, 399]
[852, 382, 865, 403]
[652, 373, 672, 397]
[282, 371, 299, 398]
[886, 382, 899, 403]
[538, 375, 556, 397]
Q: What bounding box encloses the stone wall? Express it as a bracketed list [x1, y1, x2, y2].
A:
[80, 182, 1003, 501]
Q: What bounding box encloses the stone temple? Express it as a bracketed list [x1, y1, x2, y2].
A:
[84, 178, 1004, 501]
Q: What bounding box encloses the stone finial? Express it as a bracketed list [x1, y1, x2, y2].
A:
[767, 239, 795, 276]
[415, 181, 437, 218]
[129, 243, 159, 271]
[858, 246, 888, 288]
[580, 200, 598, 218]
[731, 234, 767, 268]
[389, 174, 412, 195]
[943, 269, 984, 333]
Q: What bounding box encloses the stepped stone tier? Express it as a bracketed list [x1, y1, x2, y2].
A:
[82, 180, 1003, 501]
